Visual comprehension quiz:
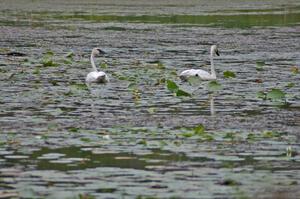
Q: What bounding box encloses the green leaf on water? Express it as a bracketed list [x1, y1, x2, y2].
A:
[147, 107, 157, 114]
[70, 83, 89, 91]
[223, 71, 236, 78]
[33, 68, 40, 75]
[137, 139, 147, 146]
[187, 76, 201, 85]
[157, 61, 165, 69]
[42, 59, 58, 67]
[223, 132, 235, 139]
[176, 89, 191, 97]
[247, 133, 256, 141]
[128, 82, 137, 89]
[263, 131, 280, 138]
[182, 132, 194, 138]
[45, 51, 54, 56]
[266, 88, 285, 101]
[256, 61, 265, 71]
[166, 80, 179, 92]
[62, 59, 72, 64]
[80, 138, 91, 142]
[100, 62, 108, 69]
[66, 51, 74, 58]
[291, 66, 299, 74]
[207, 80, 222, 91]
[68, 127, 79, 133]
[286, 82, 295, 88]
[194, 124, 205, 135]
[257, 91, 266, 100]
[166, 79, 191, 97]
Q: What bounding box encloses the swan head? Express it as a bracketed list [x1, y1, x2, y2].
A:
[210, 45, 220, 56]
[92, 48, 106, 57]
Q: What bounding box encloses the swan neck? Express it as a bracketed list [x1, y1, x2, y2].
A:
[90, 54, 98, 72]
[210, 55, 216, 78]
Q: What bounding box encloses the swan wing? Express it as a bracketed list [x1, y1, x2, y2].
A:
[179, 69, 215, 80]
[179, 69, 198, 80]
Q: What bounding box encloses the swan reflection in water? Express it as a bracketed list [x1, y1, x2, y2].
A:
[210, 94, 216, 116]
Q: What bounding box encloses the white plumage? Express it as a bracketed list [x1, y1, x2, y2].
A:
[179, 45, 220, 81]
[85, 48, 109, 84]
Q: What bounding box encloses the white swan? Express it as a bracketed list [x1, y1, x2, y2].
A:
[179, 45, 220, 81]
[85, 48, 109, 83]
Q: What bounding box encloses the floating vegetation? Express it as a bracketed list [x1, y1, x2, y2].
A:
[207, 80, 222, 92]
[266, 88, 286, 101]
[69, 82, 89, 91]
[100, 61, 108, 69]
[291, 66, 299, 74]
[286, 82, 295, 88]
[255, 61, 265, 71]
[166, 80, 191, 97]
[257, 88, 287, 103]
[41, 50, 58, 67]
[67, 127, 80, 133]
[1, 1, 300, 199]
[223, 70, 236, 78]
[65, 51, 74, 58]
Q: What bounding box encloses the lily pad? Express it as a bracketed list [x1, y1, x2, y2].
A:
[166, 80, 179, 92]
[256, 61, 265, 71]
[207, 80, 222, 91]
[176, 89, 191, 97]
[266, 89, 285, 101]
[66, 51, 74, 58]
[257, 91, 266, 100]
[223, 71, 236, 78]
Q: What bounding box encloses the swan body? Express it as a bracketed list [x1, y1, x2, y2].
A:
[179, 45, 220, 81]
[86, 71, 109, 83]
[86, 48, 109, 84]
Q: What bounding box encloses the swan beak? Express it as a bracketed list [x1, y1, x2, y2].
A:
[215, 50, 220, 56]
[97, 49, 106, 54]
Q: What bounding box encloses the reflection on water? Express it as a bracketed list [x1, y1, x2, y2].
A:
[54, 12, 300, 28]
[3, 147, 196, 171]
[1, 8, 300, 28]
[210, 95, 215, 116]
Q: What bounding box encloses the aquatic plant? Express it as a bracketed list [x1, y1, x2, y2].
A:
[257, 88, 286, 103]
[207, 80, 222, 92]
[266, 88, 286, 101]
[255, 61, 265, 71]
[166, 80, 191, 97]
[291, 66, 299, 74]
[223, 70, 236, 78]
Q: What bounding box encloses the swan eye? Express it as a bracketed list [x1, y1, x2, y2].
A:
[195, 74, 199, 77]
